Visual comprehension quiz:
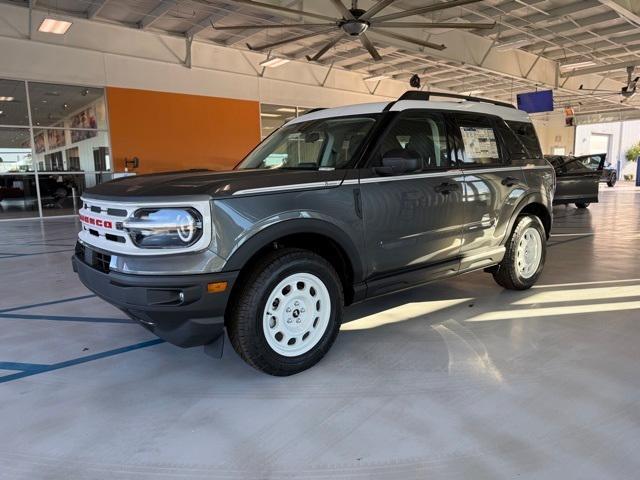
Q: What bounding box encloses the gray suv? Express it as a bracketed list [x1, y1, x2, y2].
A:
[72, 91, 555, 375]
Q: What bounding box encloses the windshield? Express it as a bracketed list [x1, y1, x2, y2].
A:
[237, 115, 378, 170]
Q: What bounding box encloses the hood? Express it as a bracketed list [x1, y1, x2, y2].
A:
[85, 168, 347, 200]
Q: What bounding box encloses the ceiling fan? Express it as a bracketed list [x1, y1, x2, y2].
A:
[578, 66, 639, 103]
[212, 0, 495, 62]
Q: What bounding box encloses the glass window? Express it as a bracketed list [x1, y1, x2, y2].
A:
[374, 113, 450, 170]
[0, 174, 39, 219]
[576, 155, 603, 171]
[239, 115, 377, 170]
[28, 82, 107, 129]
[0, 128, 34, 172]
[0, 79, 29, 126]
[506, 121, 542, 159]
[496, 120, 527, 161]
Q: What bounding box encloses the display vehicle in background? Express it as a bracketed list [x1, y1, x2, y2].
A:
[546, 154, 606, 208]
[72, 91, 555, 375]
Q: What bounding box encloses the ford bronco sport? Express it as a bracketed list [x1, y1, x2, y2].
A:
[72, 91, 554, 376]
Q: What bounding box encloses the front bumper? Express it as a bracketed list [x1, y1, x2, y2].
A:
[72, 247, 238, 348]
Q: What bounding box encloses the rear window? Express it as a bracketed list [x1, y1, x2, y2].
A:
[506, 121, 542, 159]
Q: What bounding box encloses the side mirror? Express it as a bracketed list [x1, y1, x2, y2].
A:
[375, 149, 421, 176]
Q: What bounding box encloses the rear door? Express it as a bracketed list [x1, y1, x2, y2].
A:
[451, 113, 528, 255]
[359, 110, 465, 280]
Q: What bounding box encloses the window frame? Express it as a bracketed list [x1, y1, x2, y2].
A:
[362, 109, 455, 174]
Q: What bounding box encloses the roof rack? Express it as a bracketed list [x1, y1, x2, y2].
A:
[397, 90, 516, 109]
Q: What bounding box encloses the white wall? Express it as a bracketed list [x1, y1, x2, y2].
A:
[0, 3, 408, 108]
[530, 112, 576, 156]
[576, 120, 640, 177]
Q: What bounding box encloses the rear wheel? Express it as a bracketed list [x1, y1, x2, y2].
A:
[607, 173, 617, 187]
[492, 214, 546, 290]
[575, 202, 590, 209]
[227, 248, 343, 376]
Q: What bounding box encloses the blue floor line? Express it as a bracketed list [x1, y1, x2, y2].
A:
[0, 362, 50, 372]
[0, 339, 165, 384]
[0, 313, 133, 324]
[0, 294, 96, 313]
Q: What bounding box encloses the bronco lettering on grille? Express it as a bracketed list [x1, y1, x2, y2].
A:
[79, 214, 114, 229]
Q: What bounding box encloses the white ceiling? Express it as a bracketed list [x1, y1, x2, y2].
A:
[9, 0, 640, 120]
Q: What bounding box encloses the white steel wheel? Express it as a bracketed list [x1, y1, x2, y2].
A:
[516, 226, 542, 279]
[262, 272, 332, 357]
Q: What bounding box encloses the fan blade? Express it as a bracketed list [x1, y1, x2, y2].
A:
[306, 33, 345, 62]
[360, 33, 382, 61]
[247, 27, 338, 51]
[214, 23, 336, 30]
[229, 0, 336, 22]
[374, 21, 495, 29]
[329, 0, 355, 20]
[373, 0, 482, 23]
[373, 29, 446, 51]
[360, 0, 396, 20]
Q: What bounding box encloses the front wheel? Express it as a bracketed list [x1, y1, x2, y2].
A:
[227, 248, 343, 376]
[575, 202, 590, 209]
[492, 215, 546, 290]
[607, 173, 617, 187]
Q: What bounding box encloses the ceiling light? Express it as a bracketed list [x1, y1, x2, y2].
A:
[260, 113, 281, 118]
[38, 18, 72, 35]
[560, 60, 596, 70]
[364, 74, 388, 82]
[0, 96, 14, 101]
[259, 57, 290, 68]
[276, 107, 297, 113]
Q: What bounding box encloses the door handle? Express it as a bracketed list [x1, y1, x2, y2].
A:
[501, 176, 520, 187]
[434, 182, 460, 195]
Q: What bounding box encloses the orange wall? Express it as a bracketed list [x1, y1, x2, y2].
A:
[106, 87, 261, 174]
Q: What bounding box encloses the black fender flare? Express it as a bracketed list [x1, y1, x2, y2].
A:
[503, 192, 552, 242]
[223, 218, 365, 283]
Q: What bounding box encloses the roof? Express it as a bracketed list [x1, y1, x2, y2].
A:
[288, 99, 531, 125]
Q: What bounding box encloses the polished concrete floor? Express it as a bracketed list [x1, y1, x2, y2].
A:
[1, 183, 639, 479]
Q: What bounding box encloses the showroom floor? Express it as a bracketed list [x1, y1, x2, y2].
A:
[1, 184, 639, 480]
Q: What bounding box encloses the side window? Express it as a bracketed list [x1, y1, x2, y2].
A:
[506, 121, 543, 159]
[456, 116, 503, 166]
[496, 120, 527, 161]
[374, 112, 450, 171]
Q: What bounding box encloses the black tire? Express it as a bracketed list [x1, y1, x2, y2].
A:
[492, 214, 546, 290]
[607, 173, 616, 187]
[575, 202, 590, 209]
[226, 248, 343, 376]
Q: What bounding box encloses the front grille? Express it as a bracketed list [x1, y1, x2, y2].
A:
[75, 241, 111, 274]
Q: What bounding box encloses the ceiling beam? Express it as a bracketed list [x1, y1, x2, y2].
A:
[139, 1, 174, 30]
[561, 59, 640, 77]
[597, 0, 640, 26]
[186, 8, 238, 37]
[87, 0, 109, 19]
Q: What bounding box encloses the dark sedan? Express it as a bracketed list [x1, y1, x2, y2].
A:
[546, 153, 606, 209]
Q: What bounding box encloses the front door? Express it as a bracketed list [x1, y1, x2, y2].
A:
[359, 110, 465, 283]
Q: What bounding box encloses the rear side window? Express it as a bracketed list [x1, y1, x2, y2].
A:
[496, 120, 527, 161]
[455, 115, 503, 166]
[506, 121, 542, 159]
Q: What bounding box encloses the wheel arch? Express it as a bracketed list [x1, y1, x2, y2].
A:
[224, 219, 364, 307]
[505, 194, 552, 241]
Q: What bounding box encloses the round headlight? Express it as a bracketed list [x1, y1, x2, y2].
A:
[124, 208, 203, 249]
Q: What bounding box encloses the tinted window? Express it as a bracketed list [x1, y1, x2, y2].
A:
[456, 115, 503, 166]
[506, 121, 542, 159]
[496, 120, 527, 161]
[374, 112, 450, 170]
